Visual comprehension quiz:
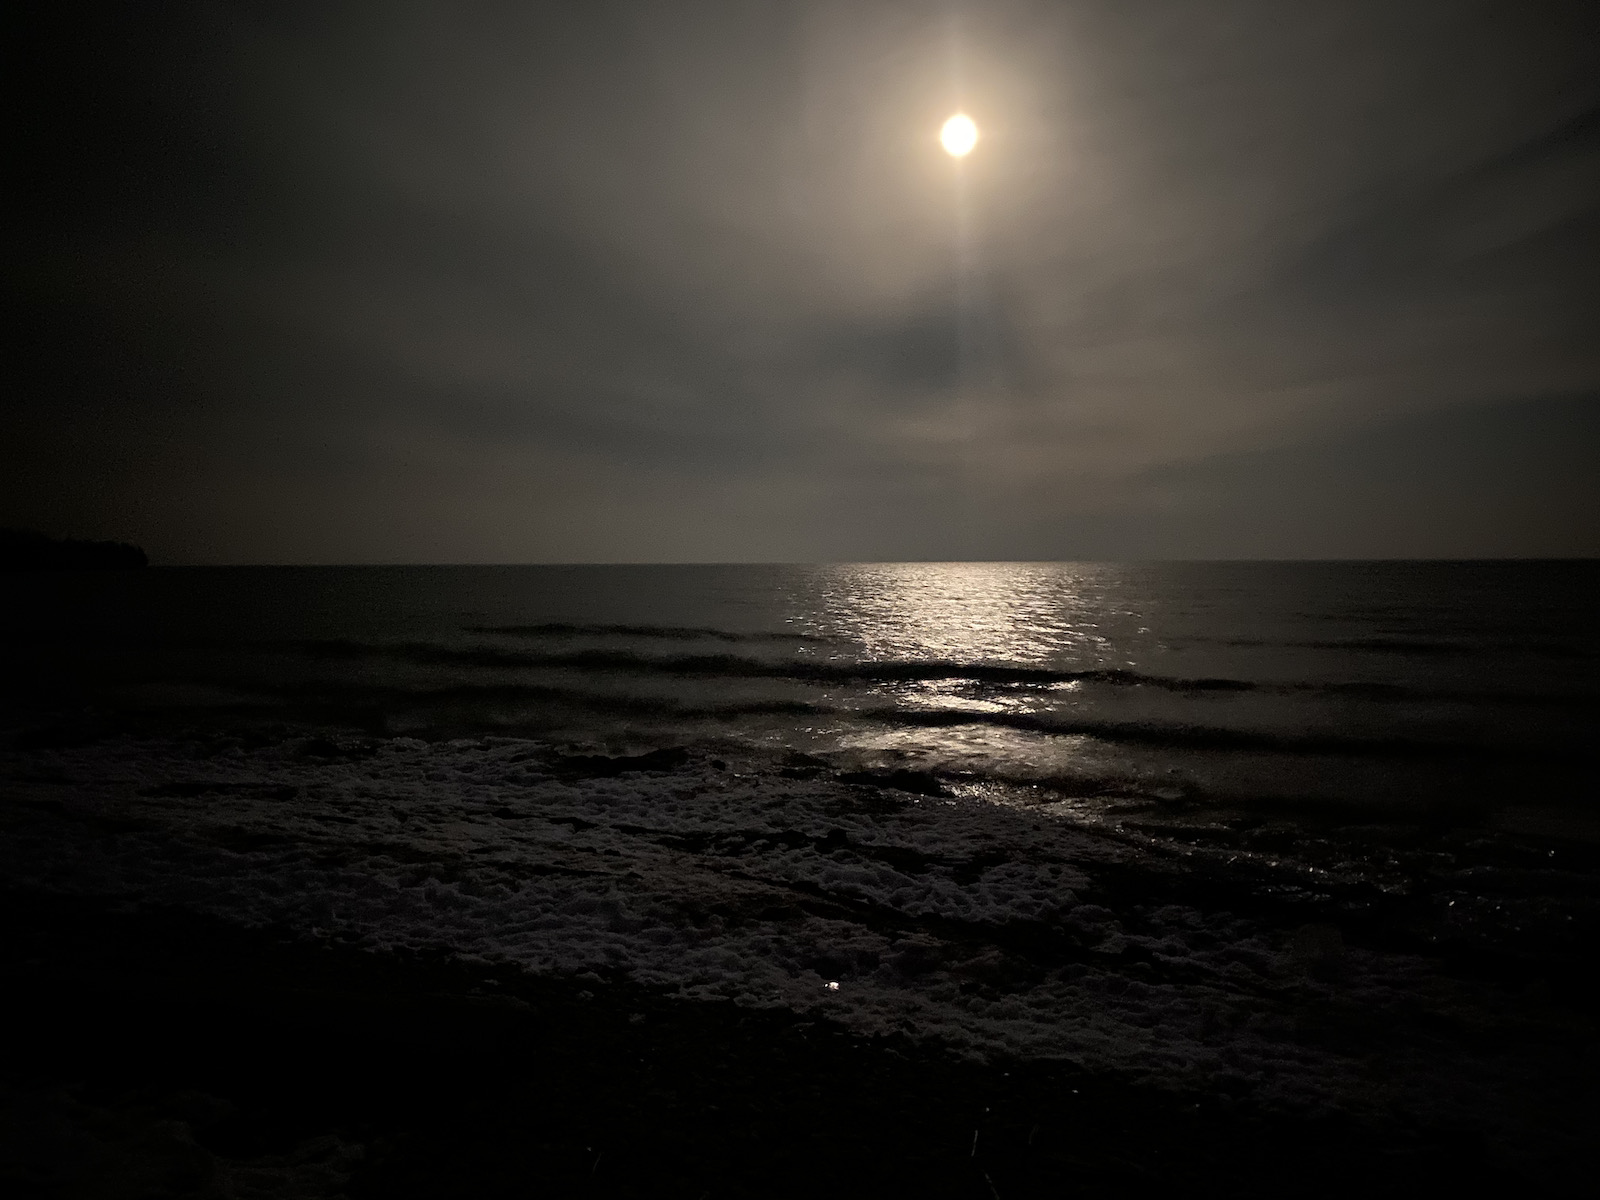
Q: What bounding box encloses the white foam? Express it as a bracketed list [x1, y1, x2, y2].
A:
[0, 731, 1576, 1147]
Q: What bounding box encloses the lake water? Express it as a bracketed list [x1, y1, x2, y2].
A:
[9, 560, 1596, 822]
[2, 561, 1596, 1164]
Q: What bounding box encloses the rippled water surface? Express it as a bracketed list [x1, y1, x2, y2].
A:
[8, 562, 1597, 828]
[4, 561, 1598, 1167]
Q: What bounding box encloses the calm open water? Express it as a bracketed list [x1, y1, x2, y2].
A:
[7, 561, 1596, 831]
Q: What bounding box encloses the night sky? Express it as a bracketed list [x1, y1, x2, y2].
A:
[6, 1, 1599, 563]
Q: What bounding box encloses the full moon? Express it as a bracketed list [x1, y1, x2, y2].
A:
[940, 113, 978, 157]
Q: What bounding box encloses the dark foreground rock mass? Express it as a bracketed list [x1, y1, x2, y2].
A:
[0, 529, 147, 570]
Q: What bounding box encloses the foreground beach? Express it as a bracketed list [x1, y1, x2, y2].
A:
[2, 721, 1594, 1196]
[1, 886, 1570, 1198]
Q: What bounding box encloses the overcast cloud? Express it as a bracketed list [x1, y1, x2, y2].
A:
[5, 0, 1598, 561]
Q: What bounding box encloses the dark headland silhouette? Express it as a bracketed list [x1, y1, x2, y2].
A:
[0, 529, 148, 570]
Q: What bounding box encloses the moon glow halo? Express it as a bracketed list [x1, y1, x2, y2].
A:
[940, 113, 978, 157]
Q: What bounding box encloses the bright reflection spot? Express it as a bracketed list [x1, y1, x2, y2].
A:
[806, 563, 1110, 666]
[905, 680, 1009, 714]
[789, 564, 1134, 804]
[941, 113, 978, 157]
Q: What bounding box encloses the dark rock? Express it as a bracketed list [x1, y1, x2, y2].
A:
[0, 528, 147, 570]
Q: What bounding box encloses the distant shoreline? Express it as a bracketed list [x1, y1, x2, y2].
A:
[0, 529, 147, 570]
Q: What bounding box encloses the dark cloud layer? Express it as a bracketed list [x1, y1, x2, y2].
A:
[5, 0, 1598, 562]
